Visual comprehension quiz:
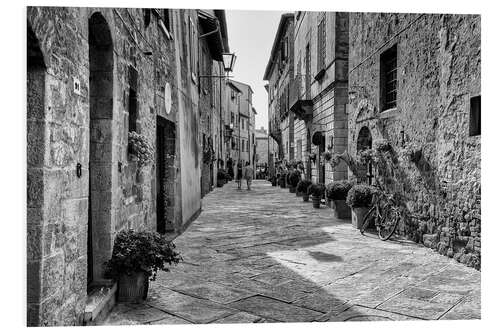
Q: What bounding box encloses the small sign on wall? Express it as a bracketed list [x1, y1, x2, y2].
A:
[73, 77, 81, 95]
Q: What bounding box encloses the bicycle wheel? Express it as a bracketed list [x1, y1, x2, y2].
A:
[378, 207, 400, 241]
[360, 206, 376, 235]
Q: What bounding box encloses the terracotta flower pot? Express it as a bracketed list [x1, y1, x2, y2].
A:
[333, 200, 351, 219]
[312, 195, 321, 208]
[351, 206, 369, 229]
[118, 271, 149, 303]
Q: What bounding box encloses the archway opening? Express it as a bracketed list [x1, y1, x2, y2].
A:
[88, 12, 113, 287]
[357, 126, 373, 184]
[156, 116, 176, 234]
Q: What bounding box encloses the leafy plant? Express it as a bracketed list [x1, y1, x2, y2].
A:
[358, 149, 376, 166]
[307, 183, 326, 197]
[374, 139, 392, 153]
[297, 179, 312, 194]
[217, 169, 228, 180]
[322, 151, 333, 161]
[326, 180, 353, 200]
[287, 170, 302, 187]
[128, 131, 154, 167]
[346, 184, 376, 208]
[104, 229, 181, 281]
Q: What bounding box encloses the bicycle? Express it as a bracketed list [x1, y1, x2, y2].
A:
[360, 188, 402, 240]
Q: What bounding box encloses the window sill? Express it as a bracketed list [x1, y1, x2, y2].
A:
[379, 107, 398, 119]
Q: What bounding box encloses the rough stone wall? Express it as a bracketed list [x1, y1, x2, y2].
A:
[348, 13, 481, 269]
[26, 7, 201, 326]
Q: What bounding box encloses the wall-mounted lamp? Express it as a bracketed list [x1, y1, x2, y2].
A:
[222, 53, 237, 73]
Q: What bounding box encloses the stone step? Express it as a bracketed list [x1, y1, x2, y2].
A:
[84, 281, 117, 326]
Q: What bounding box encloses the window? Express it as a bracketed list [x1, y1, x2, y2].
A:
[380, 45, 398, 111]
[231, 112, 234, 126]
[317, 14, 326, 74]
[231, 137, 236, 149]
[128, 66, 138, 133]
[469, 95, 481, 136]
[281, 37, 289, 63]
[241, 139, 245, 152]
[247, 140, 250, 152]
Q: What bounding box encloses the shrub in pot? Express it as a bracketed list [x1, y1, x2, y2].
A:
[105, 230, 181, 302]
[297, 179, 312, 200]
[307, 183, 326, 208]
[287, 170, 301, 193]
[217, 170, 228, 187]
[346, 185, 375, 229]
[326, 180, 353, 219]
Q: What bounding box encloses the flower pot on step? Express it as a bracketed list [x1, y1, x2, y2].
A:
[312, 195, 321, 208]
[351, 207, 369, 229]
[333, 200, 351, 219]
[118, 271, 149, 303]
[303, 194, 310, 202]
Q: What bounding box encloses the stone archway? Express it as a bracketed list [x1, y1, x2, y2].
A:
[27, 21, 46, 327]
[88, 12, 114, 286]
[357, 126, 373, 184]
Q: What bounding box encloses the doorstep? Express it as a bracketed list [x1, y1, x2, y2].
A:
[84, 281, 117, 325]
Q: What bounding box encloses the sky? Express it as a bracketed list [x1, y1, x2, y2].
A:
[225, 10, 288, 131]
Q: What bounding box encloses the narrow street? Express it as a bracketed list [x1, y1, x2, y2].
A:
[102, 180, 480, 325]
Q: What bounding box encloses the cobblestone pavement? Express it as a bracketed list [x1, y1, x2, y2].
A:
[101, 180, 480, 325]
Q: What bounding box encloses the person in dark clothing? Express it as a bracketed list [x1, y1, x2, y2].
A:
[227, 157, 234, 180]
[236, 160, 243, 189]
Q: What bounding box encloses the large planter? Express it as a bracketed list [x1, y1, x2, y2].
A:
[351, 207, 369, 229]
[312, 195, 321, 208]
[289, 186, 297, 193]
[216, 179, 225, 187]
[333, 200, 351, 219]
[303, 194, 310, 202]
[118, 271, 149, 303]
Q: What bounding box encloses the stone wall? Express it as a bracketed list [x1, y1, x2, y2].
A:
[27, 7, 204, 325]
[347, 13, 481, 269]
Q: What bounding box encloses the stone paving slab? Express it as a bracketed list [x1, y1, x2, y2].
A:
[101, 181, 481, 325]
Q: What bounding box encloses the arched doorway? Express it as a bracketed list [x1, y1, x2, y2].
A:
[88, 12, 113, 287]
[27, 21, 46, 326]
[357, 126, 373, 184]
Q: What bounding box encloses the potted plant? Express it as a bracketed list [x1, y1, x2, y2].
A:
[326, 180, 353, 219]
[297, 179, 312, 201]
[287, 170, 301, 193]
[128, 131, 154, 167]
[268, 175, 277, 186]
[217, 170, 228, 187]
[105, 230, 181, 302]
[307, 183, 325, 208]
[346, 185, 375, 229]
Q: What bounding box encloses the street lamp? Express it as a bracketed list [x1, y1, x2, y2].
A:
[222, 53, 237, 73]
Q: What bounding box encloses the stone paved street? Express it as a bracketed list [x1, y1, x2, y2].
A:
[101, 180, 480, 325]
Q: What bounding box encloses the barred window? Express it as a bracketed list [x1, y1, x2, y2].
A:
[380, 45, 398, 111]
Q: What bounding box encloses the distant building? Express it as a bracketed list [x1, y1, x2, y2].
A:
[255, 126, 269, 167]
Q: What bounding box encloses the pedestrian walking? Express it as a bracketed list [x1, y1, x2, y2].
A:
[243, 161, 254, 190]
[236, 160, 243, 189]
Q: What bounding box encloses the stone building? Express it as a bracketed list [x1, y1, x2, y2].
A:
[27, 7, 230, 326]
[227, 79, 255, 172]
[264, 13, 294, 164]
[255, 126, 269, 167]
[290, 11, 349, 183]
[347, 13, 480, 268]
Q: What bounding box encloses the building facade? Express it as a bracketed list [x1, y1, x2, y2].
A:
[255, 126, 269, 167]
[264, 14, 294, 166]
[27, 7, 230, 326]
[347, 13, 481, 268]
